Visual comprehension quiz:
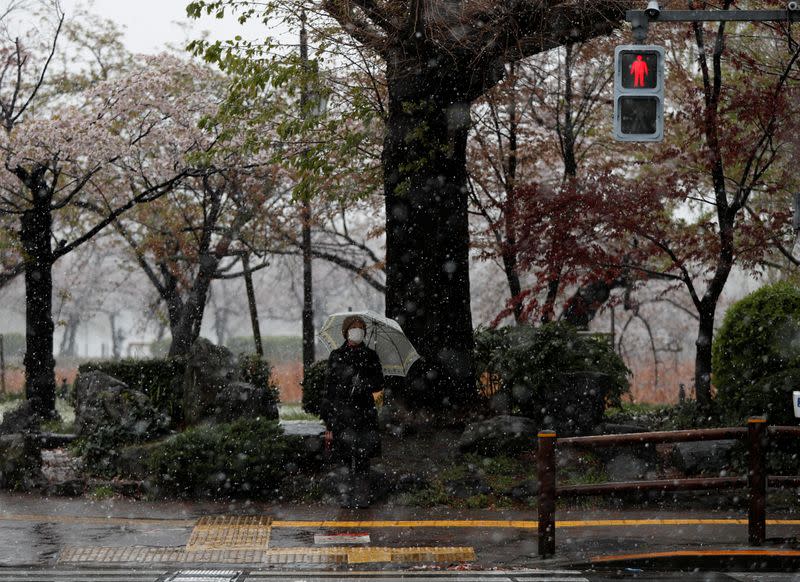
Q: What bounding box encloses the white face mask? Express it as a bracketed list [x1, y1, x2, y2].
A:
[347, 328, 365, 344]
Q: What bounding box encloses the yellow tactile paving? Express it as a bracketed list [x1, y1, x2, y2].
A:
[57, 545, 475, 565]
[187, 515, 272, 551]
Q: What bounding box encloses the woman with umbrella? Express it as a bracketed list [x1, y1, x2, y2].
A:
[320, 315, 384, 508]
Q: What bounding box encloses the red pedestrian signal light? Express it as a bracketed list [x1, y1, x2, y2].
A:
[614, 45, 664, 142]
[620, 51, 659, 89]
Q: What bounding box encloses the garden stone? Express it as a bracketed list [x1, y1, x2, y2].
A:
[392, 471, 430, 493]
[505, 478, 539, 502]
[73, 371, 167, 441]
[605, 452, 652, 482]
[0, 399, 42, 435]
[444, 474, 492, 499]
[0, 433, 42, 490]
[214, 381, 279, 423]
[673, 440, 736, 476]
[458, 415, 538, 455]
[182, 338, 239, 426]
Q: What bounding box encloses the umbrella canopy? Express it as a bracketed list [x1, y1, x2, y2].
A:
[318, 309, 421, 377]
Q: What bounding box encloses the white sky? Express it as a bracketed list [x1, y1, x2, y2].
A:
[59, 0, 274, 55]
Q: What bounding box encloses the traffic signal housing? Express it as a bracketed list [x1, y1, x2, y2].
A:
[614, 45, 664, 142]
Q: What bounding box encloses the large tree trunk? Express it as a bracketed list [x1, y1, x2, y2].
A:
[694, 305, 715, 410]
[383, 71, 479, 409]
[21, 197, 56, 418]
[167, 257, 217, 358]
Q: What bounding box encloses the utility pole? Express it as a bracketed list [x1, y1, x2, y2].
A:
[300, 8, 315, 374]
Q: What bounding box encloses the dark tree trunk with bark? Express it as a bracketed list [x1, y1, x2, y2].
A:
[694, 304, 715, 409]
[21, 187, 56, 418]
[502, 63, 523, 324]
[383, 59, 499, 408]
[168, 252, 218, 358]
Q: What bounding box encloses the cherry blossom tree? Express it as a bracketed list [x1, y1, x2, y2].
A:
[0, 46, 216, 416]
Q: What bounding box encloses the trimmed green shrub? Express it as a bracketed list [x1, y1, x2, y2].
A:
[475, 323, 630, 433]
[148, 418, 298, 499]
[301, 359, 328, 416]
[238, 353, 280, 399]
[713, 281, 800, 424]
[78, 359, 186, 424]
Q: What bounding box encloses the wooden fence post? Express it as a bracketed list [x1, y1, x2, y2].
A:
[538, 430, 557, 557]
[748, 417, 767, 546]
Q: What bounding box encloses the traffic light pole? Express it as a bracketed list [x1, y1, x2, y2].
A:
[628, 9, 800, 43]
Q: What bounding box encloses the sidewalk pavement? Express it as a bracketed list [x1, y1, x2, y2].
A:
[1, 492, 799, 570]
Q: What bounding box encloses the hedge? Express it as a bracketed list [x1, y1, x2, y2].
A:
[713, 281, 800, 424]
[148, 418, 300, 499]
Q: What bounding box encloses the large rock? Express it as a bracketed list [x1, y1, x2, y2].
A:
[458, 415, 538, 455]
[182, 338, 238, 425]
[673, 440, 737, 476]
[181, 339, 279, 425]
[214, 381, 279, 423]
[74, 371, 167, 441]
[0, 433, 42, 490]
[605, 452, 653, 482]
[0, 399, 42, 435]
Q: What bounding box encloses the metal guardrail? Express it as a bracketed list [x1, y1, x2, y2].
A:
[536, 418, 800, 557]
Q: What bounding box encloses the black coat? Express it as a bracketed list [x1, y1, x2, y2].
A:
[321, 342, 384, 458]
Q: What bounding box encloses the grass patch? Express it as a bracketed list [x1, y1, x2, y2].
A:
[405, 453, 534, 509]
[279, 404, 320, 422]
[89, 484, 115, 500]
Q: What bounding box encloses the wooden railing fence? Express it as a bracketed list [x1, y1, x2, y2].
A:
[536, 418, 800, 556]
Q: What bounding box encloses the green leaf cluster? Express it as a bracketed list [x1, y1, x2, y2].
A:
[475, 323, 630, 428]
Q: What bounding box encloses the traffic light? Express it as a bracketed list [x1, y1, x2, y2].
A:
[614, 45, 664, 142]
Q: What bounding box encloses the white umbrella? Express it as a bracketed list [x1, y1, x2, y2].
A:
[318, 309, 421, 377]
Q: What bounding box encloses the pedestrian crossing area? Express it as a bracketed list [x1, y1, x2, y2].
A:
[0, 569, 592, 582]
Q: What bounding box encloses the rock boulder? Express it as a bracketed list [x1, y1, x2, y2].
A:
[0, 433, 42, 490]
[74, 370, 167, 442]
[458, 415, 538, 455]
